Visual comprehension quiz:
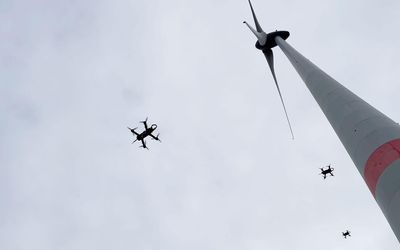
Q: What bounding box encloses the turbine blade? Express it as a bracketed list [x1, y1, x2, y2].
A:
[243, 21, 267, 46]
[243, 21, 259, 38]
[248, 0, 263, 32]
[263, 48, 295, 140]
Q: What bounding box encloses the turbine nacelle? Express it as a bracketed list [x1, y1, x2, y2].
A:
[255, 30, 289, 50]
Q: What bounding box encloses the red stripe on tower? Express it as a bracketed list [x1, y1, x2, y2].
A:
[364, 138, 400, 197]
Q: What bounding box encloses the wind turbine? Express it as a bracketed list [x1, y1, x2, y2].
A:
[243, 0, 294, 139]
[244, 0, 400, 243]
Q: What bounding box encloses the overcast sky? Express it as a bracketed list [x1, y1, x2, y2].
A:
[1, 0, 400, 249]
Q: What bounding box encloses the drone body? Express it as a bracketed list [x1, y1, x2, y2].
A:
[128, 117, 161, 149]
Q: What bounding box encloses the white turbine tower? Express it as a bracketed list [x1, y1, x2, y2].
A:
[244, 0, 400, 243]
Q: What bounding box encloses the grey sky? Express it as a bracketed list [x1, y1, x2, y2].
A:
[1, 0, 400, 249]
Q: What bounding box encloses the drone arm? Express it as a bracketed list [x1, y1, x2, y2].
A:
[128, 127, 139, 136]
[149, 133, 161, 142]
[141, 117, 149, 130]
[140, 139, 148, 149]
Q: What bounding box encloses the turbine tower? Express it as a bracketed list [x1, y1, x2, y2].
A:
[244, 0, 400, 242]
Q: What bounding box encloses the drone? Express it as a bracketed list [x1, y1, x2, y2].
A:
[319, 165, 334, 179]
[128, 117, 160, 149]
[342, 230, 351, 239]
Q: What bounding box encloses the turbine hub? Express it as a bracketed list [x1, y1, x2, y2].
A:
[255, 30, 290, 50]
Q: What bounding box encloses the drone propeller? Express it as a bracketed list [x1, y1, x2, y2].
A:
[141, 117, 148, 124]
